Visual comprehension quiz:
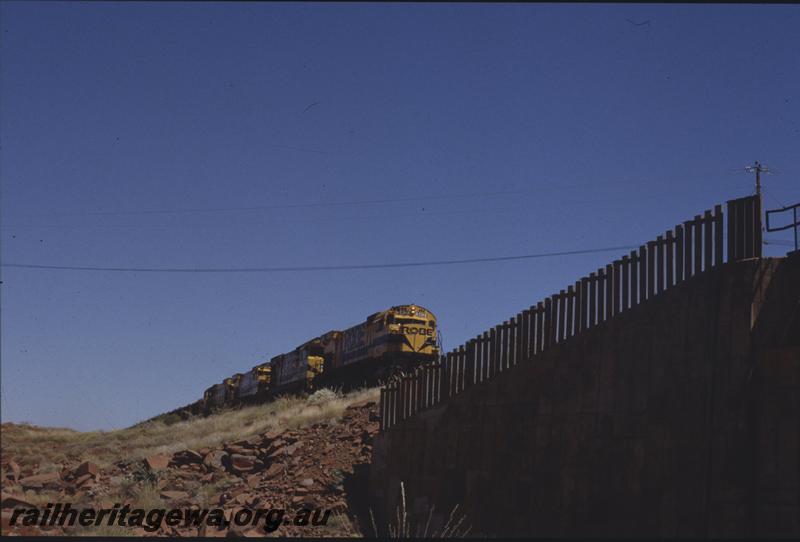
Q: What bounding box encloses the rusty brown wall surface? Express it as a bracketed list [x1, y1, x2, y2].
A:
[368, 257, 799, 538]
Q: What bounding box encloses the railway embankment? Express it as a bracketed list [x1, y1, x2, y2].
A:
[369, 255, 800, 537]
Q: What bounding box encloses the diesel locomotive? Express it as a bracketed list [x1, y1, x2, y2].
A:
[197, 304, 439, 413]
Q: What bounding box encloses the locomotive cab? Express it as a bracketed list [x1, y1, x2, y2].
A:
[383, 305, 439, 359]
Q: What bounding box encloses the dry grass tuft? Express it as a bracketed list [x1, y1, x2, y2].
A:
[378, 481, 471, 538]
[2, 387, 379, 473]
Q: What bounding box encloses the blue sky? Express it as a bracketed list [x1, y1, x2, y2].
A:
[1, 3, 798, 431]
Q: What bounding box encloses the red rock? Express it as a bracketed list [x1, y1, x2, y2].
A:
[228, 454, 255, 474]
[225, 445, 253, 455]
[173, 449, 203, 464]
[246, 474, 260, 488]
[300, 477, 315, 487]
[203, 450, 229, 471]
[19, 471, 60, 489]
[144, 454, 170, 471]
[73, 461, 99, 478]
[264, 463, 283, 479]
[1, 509, 15, 531]
[73, 473, 94, 488]
[268, 446, 285, 459]
[227, 485, 247, 498]
[160, 490, 189, 501]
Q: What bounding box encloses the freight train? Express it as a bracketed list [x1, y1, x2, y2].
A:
[183, 305, 439, 415]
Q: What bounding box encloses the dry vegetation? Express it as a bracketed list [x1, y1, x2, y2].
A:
[2, 387, 379, 473]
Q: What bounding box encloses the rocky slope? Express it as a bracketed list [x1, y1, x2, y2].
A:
[1, 397, 379, 537]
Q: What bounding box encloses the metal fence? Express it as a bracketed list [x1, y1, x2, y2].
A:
[379, 194, 763, 431]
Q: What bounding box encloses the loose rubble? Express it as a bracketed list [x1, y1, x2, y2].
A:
[1, 400, 379, 537]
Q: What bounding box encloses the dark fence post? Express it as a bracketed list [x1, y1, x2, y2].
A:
[500, 321, 509, 371]
[703, 209, 713, 271]
[684, 220, 694, 277]
[735, 199, 745, 261]
[384, 382, 390, 429]
[580, 277, 589, 331]
[488, 326, 498, 378]
[605, 264, 613, 321]
[409, 372, 416, 417]
[535, 303, 544, 355]
[647, 241, 656, 299]
[638, 245, 647, 302]
[714, 204, 723, 266]
[431, 358, 438, 406]
[457, 345, 466, 394]
[693, 214, 703, 275]
[396, 375, 403, 424]
[378, 388, 386, 431]
[665, 230, 674, 288]
[426, 364, 432, 408]
[505, 319, 513, 368]
[543, 297, 553, 350]
[675, 224, 684, 283]
[727, 198, 737, 262]
[417, 369, 422, 414]
[481, 331, 490, 382]
[466, 339, 476, 388]
[575, 279, 584, 334]
[612, 260, 621, 315]
[399, 377, 404, 425]
[754, 195, 763, 257]
[744, 198, 755, 259]
[621, 256, 630, 310]
[494, 324, 504, 375]
[588, 272, 597, 328]
[520, 310, 529, 362]
[566, 286, 575, 338]
[599, 267, 608, 322]
[655, 236, 664, 295]
[629, 250, 639, 307]
[441, 353, 450, 402]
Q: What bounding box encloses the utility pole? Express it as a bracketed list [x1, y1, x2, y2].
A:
[743, 161, 772, 197]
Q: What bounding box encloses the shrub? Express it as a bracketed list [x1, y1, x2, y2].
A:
[306, 388, 340, 406]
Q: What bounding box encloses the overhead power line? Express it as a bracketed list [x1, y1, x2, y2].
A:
[1, 245, 638, 274]
[2, 205, 526, 230]
[9, 189, 525, 219]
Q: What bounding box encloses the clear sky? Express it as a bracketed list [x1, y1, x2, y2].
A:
[1, 2, 798, 431]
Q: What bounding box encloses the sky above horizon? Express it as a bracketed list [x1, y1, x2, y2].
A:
[1, 3, 798, 431]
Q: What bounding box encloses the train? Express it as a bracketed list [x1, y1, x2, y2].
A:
[182, 304, 440, 416]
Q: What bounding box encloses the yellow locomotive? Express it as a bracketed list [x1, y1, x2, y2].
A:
[200, 304, 439, 412]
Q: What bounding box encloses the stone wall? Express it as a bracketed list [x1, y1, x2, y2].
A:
[368, 256, 799, 537]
